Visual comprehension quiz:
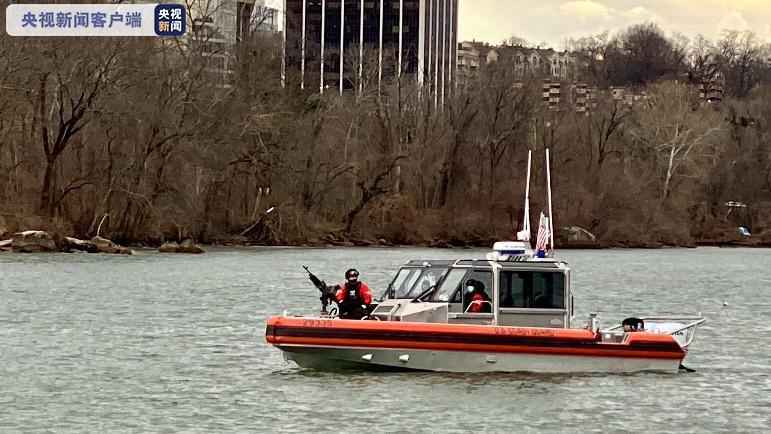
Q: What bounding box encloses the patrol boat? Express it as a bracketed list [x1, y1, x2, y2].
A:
[265, 150, 706, 373]
[265, 241, 706, 373]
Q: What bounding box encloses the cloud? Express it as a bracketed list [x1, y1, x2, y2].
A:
[620, 6, 662, 24]
[559, 1, 611, 20]
[459, 0, 771, 49]
[717, 11, 751, 34]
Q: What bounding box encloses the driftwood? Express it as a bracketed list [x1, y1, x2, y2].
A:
[159, 239, 205, 254]
[241, 207, 276, 237]
[0, 239, 12, 251]
[6, 230, 132, 254]
[62, 237, 99, 253]
[91, 236, 133, 255]
[560, 226, 598, 242]
[11, 231, 58, 253]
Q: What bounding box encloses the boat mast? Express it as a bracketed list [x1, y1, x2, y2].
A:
[546, 148, 555, 255]
[519, 150, 532, 247]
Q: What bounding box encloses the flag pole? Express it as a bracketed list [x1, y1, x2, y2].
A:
[546, 148, 555, 254]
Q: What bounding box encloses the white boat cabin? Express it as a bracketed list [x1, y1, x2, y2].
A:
[372, 242, 575, 328]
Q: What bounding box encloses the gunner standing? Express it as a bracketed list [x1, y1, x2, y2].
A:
[335, 268, 373, 320]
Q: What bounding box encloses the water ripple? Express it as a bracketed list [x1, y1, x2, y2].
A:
[1, 247, 770, 432]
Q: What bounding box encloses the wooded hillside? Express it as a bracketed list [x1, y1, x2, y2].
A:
[2, 22, 771, 247]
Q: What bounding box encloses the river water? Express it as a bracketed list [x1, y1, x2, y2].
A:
[1, 247, 770, 433]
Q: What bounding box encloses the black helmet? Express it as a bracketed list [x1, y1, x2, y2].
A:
[345, 268, 360, 282]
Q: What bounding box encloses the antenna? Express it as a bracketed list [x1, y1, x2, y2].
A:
[546, 148, 555, 254]
[518, 150, 532, 246]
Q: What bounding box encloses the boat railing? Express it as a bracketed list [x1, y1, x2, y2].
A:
[603, 316, 707, 349]
[463, 300, 493, 314]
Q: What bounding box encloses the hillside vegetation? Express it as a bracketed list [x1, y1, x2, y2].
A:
[1, 23, 771, 248]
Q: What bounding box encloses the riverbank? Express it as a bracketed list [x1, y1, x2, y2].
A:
[4, 233, 769, 253]
[2, 218, 768, 253]
[173, 234, 771, 250]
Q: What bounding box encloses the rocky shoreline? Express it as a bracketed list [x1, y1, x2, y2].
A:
[0, 231, 205, 254]
[199, 232, 770, 250]
[2, 228, 768, 254]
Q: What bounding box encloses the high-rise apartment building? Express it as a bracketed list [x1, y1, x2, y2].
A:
[187, 0, 279, 87]
[188, 0, 278, 44]
[282, 0, 458, 98]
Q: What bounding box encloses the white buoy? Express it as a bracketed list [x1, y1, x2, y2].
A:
[723, 301, 728, 307]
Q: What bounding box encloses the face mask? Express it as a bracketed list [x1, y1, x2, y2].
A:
[467, 285, 475, 293]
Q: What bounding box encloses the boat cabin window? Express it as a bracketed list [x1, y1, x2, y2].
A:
[431, 268, 492, 307]
[388, 266, 450, 299]
[461, 270, 493, 312]
[499, 271, 565, 309]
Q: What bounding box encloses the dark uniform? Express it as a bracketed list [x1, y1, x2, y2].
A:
[335, 268, 373, 320]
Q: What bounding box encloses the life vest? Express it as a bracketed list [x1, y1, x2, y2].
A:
[468, 292, 490, 313]
[339, 283, 365, 316]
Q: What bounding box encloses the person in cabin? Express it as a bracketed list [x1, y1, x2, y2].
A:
[466, 279, 492, 314]
[622, 317, 645, 332]
[335, 268, 373, 320]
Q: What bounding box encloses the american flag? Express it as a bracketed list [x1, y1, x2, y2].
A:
[535, 212, 550, 252]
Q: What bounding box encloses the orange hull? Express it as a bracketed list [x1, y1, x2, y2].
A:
[266, 316, 686, 360]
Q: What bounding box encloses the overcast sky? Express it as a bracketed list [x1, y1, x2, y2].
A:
[457, 0, 771, 48]
[265, 1, 771, 49]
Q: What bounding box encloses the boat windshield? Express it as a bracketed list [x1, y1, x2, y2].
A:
[431, 268, 468, 302]
[386, 266, 450, 299]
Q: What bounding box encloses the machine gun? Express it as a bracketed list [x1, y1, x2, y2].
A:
[303, 265, 338, 316]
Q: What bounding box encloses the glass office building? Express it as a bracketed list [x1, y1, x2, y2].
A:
[283, 0, 458, 97]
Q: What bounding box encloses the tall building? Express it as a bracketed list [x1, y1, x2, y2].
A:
[283, 0, 458, 98]
[187, 0, 279, 87]
[188, 0, 278, 44]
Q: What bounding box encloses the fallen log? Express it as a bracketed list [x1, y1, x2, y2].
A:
[91, 236, 133, 255]
[159, 239, 205, 254]
[62, 237, 99, 253]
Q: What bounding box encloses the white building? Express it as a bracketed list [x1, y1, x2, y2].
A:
[186, 0, 279, 87]
[457, 42, 577, 82]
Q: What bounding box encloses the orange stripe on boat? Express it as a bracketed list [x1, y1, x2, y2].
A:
[265, 316, 685, 360]
[267, 316, 599, 342]
[271, 337, 684, 360]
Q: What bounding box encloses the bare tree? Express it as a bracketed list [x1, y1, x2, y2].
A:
[32, 40, 121, 217]
[687, 34, 722, 87]
[607, 23, 686, 86]
[568, 31, 612, 87]
[586, 99, 629, 173]
[476, 63, 536, 207]
[433, 89, 476, 209]
[502, 35, 531, 48]
[717, 30, 765, 98]
[630, 81, 725, 201]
